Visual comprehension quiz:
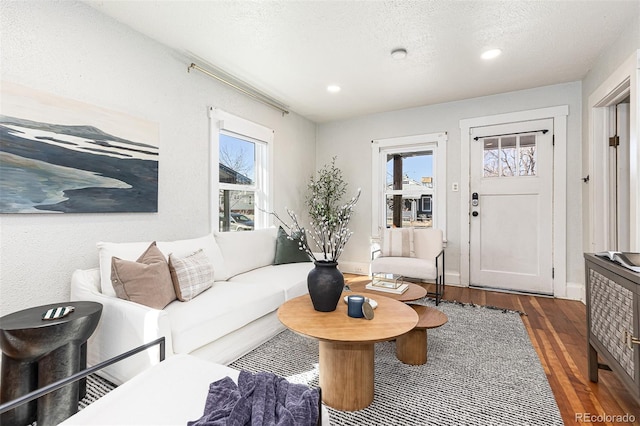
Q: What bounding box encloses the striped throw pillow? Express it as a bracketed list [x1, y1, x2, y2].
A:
[381, 228, 415, 257]
[169, 249, 215, 301]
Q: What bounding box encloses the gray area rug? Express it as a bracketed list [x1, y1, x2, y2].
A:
[229, 298, 564, 426]
[78, 375, 118, 410]
[75, 299, 563, 425]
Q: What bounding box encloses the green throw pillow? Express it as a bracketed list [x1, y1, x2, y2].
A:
[274, 226, 312, 265]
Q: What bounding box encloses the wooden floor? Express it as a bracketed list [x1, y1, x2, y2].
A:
[344, 275, 640, 426]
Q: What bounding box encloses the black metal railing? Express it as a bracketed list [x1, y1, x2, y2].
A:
[0, 337, 165, 415]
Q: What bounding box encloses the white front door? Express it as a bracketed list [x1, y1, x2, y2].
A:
[469, 119, 554, 294]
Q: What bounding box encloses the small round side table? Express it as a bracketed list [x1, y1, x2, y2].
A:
[347, 281, 427, 302]
[0, 301, 102, 426]
[396, 304, 448, 365]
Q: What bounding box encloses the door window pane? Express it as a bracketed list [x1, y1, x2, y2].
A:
[518, 135, 537, 176]
[483, 138, 499, 177]
[500, 136, 517, 176]
[484, 135, 538, 178]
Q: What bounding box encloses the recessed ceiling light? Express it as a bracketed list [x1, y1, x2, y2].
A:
[481, 48, 502, 60]
[391, 48, 408, 60]
[327, 85, 341, 93]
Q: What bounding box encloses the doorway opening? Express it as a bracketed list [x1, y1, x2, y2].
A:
[590, 83, 632, 253]
[588, 50, 640, 253]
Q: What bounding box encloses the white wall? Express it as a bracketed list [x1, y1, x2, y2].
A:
[582, 14, 640, 105]
[0, 1, 316, 316]
[317, 82, 583, 293]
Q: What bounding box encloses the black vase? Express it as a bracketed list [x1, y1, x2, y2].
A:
[307, 260, 345, 312]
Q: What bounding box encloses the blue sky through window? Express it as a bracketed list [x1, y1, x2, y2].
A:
[220, 133, 255, 181]
[386, 152, 433, 185]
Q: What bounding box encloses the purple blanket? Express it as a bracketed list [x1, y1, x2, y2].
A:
[187, 371, 320, 426]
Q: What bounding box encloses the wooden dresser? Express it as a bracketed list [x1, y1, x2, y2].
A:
[584, 253, 640, 402]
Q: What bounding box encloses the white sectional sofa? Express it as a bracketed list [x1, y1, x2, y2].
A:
[71, 227, 314, 385]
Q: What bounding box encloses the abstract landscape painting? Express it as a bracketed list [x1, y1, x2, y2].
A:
[0, 82, 158, 213]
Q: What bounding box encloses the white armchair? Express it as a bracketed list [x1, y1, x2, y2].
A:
[371, 227, 445, 305]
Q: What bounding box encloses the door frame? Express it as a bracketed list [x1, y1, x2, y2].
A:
[588, 50, 640, 253]
[459, 106, 568, 297]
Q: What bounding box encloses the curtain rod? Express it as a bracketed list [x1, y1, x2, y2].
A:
[188, 63, 289, 116]
[473, 129, 548, 141]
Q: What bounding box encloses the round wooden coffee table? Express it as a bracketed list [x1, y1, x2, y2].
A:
[278, 292, 418, 411]
[396, 305, 448, 365]
[347, 281, 427, 302]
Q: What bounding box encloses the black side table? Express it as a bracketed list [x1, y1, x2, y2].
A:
[0, 301, 102, 426]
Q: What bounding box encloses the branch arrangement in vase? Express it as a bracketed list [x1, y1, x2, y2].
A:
[275, 157, 360, 263]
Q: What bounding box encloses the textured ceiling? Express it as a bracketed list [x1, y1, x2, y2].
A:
[86, 0, 639, 123]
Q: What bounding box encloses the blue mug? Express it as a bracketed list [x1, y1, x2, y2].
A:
[347, 295, 365, 318]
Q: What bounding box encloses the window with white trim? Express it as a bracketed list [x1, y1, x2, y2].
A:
[209, 108, 272, 232]
[371, 132, 447, 240]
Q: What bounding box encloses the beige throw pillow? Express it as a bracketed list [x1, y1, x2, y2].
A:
[381, 227, 415, 257]
[169, 249, 215, 301]
[111, 242, 177, 309]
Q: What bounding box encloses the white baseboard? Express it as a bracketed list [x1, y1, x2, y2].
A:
[562, 281, 585, 303]
[445, 272, 461, 286]
[338, 261, 370, 275]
